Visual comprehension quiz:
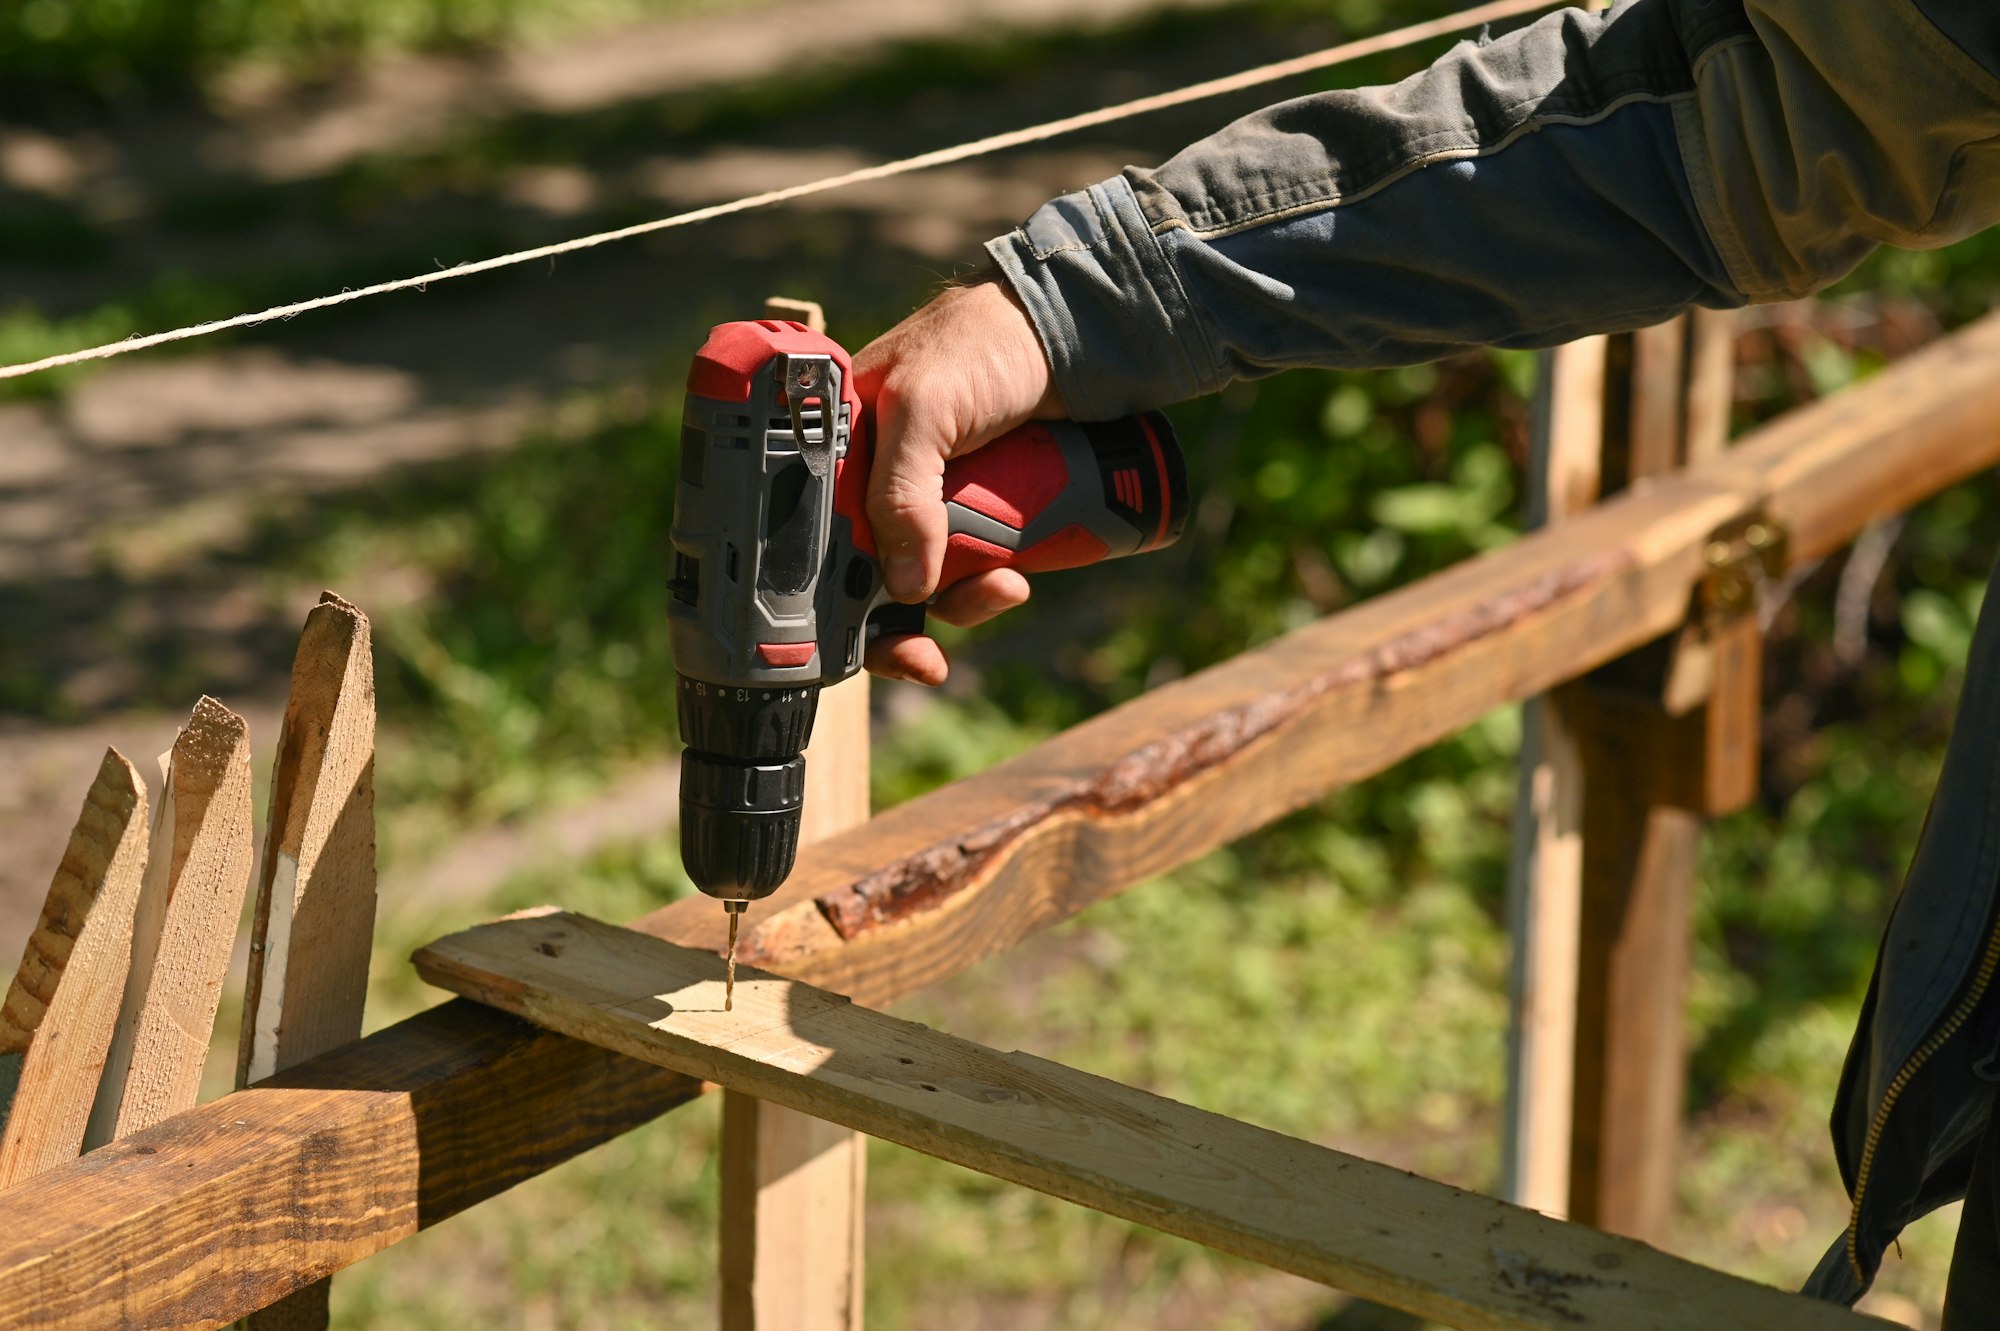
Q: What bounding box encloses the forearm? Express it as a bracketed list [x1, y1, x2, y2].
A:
[989, 0, 2000, 420]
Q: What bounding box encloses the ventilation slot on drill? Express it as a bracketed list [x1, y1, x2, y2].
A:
[670, 553, 701, 606]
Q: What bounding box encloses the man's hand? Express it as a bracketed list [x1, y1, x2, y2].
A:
[853, 278, 1067, 685]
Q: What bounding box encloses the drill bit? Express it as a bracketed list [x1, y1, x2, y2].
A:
[724, 901, 744, 1011]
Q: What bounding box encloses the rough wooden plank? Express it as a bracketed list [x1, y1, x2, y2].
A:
[237, 592, 377, 1331]
[0, 751, 149, 1188]
[87, 698, 254, 1146]
[416, 913, 1888, 1331]
[0, 309, 1995, 1324]
[1502, 335, 1607, 1216]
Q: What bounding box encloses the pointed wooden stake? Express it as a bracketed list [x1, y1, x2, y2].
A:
[0, 750, 148, 1188]
[237, 592, 377, 1331]
[87, 697, 254, 1146]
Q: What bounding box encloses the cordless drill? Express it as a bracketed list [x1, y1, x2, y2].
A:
[669, 318, 1188, 999]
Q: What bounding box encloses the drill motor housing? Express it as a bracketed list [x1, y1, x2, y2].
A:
[671, 319, 1187, 903]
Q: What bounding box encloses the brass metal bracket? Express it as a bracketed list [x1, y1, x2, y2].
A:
[1698, 512, 1789, 626]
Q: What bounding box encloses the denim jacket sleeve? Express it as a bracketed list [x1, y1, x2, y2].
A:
[985, 0, 2000, 421]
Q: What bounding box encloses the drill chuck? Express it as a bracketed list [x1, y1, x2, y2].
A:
[677, 676, 819, 901]
[679, 748, 806, 901]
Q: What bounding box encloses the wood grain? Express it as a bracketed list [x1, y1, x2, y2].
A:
[416, 913, 1887, 1331]
[0, 310, 1995, 1324]
[88, 698, 254, 1146]
[0, 750, 149, 1189]
[239, 592, 378, 1090]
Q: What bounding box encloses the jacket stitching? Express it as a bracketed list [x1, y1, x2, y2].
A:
[1151, 90, 1696, 242]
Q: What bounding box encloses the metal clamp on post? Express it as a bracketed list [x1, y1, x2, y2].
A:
[1699, 513, 1788, 628]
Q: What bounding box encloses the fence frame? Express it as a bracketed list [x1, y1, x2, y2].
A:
[7, 308, 2000, 1327]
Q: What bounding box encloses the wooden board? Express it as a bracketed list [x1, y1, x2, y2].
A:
[239, 592, 378, 1088]
[0, 751, 149, 1188]
[236, 593, 377, 1331]
[87, 698, 254, 1145]
[0, 309, 1996, 1323]
[415, 913, 1887, 1331]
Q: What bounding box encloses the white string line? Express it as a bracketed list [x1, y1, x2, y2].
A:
[0, 0, 1560, 383]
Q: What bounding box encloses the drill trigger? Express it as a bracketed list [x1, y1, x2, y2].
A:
[866, 601, 927, 643]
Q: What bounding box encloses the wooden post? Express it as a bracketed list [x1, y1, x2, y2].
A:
[237, 592, 377, 1331]
[1502, 336, 1606, 1217]
[0, 751, 148, 1188]
[718, 297, 869, 1331]
[1508, 308, 1747, 1239]
[1564, 311, 1748, 1244]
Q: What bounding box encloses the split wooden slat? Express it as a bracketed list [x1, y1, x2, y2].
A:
[237, 591, 378, 1331]
[718, 296, 870, 1331]
[416, 912, 1888, 1331]
[0, 306, 1996, 1325]
[86, 698, 254, 1146]
[0, 750, 149, 1189]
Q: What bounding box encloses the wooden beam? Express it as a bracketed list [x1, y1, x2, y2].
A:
[0, 309, 1995, 1324]
[0, 751, 149, 1188]
[237, 593, 378, 1331]
[628, 315, 2000, 1005]
[415, 912, 1886, 1331]
[722, 287, 868, 1331]
[88, 698, 254, 1146]
[0, 997, 695, 1327]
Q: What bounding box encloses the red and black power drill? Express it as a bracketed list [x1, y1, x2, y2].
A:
[668, 319, 1187, 971]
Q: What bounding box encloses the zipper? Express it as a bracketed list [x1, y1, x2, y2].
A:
[1845, 905, 2000, 1282]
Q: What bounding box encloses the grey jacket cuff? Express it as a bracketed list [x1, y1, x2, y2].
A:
[985, 177, 1219, 422]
